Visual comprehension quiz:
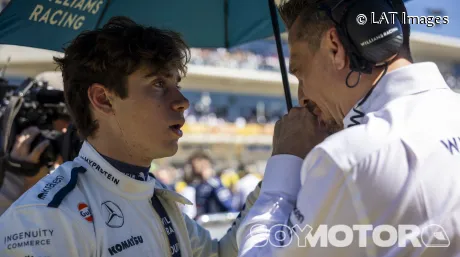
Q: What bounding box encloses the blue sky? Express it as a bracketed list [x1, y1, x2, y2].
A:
[405, 0, 459, 38]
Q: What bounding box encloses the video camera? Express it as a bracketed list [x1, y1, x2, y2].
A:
[0, 76, 82, 186]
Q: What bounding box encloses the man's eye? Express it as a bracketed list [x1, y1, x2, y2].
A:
[153, 80, 165, 88]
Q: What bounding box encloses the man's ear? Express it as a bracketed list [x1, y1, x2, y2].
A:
[327, 27, 347, 71]
[87, 83, 113, 115]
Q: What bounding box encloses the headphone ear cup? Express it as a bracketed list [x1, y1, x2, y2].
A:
[345, 0, 403, 64]
[335, 24, 372, 73]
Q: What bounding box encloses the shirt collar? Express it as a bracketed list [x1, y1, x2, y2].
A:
[75, 141, 156, 198]
[343, 62, 450, 128]
[74, 141, 192, 205]
[100, 153, 150, 182]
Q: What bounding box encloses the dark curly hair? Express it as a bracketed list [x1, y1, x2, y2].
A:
[54, 16, 191, 139]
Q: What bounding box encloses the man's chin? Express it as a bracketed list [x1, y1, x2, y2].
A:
[158, 142, 179, 158]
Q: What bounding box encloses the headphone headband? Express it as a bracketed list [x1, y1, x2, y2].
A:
[310, 0, 404, 74]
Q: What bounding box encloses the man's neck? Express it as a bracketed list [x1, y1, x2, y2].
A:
[339, 58, 412, 121]
[385, 58, 412, 74]
[87, 137, 151, 167]
[86, 137, 151, 181]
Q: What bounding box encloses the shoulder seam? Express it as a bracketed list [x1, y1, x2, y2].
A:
[48, 166, 87, 208]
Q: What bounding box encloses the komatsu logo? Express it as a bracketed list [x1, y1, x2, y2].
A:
[108, 236, 144, 256]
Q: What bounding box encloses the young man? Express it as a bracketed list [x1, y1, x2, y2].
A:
[0, 17, 261, 257]
[236, 0, 460, 256]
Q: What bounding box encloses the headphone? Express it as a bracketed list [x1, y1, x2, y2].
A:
[312, 0, 404, 87]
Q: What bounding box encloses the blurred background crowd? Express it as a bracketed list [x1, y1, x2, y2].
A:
[150, 151, 264, 220]
[189, 47, 290, 72]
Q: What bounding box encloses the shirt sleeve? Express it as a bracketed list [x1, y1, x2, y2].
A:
[235, 138, 432, 257]
[0, 205, 95, 257]
[235, 149, 345, 257]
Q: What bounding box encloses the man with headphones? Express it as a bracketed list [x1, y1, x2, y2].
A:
[236, 0, 460, 256]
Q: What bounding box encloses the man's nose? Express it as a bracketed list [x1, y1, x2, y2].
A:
[297, 81, 308, 106]
[171, 92, 190, 112]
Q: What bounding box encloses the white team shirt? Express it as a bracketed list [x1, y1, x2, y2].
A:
[0, 141, 262, 257]
[236, 62, 460, 257]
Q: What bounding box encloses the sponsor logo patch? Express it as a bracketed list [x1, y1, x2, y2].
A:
[78, 203, 93, 222]
[37, 176, 65, 200]
[4, 229, 54, 250]
[101, 201, 124, 228]
[108, 235, 144, 256]
[80, 155, 120, 185]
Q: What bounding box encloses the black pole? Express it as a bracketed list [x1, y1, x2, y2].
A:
[224, 0, 229, 48]
[268, 0, 293, 111]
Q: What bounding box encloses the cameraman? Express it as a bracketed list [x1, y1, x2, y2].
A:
[0, 127, 49, 214]
[0, 116, 69, 215]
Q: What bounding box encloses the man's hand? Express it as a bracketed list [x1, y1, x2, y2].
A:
[10, 126, 50, 190]
[272, 107, 329, 159]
